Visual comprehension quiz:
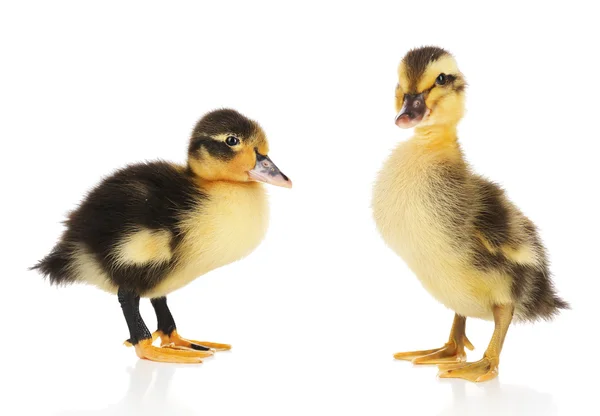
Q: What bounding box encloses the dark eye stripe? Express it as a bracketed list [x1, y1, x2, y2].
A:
[427, 74, 458, 92]
[188, 136, 236, 161]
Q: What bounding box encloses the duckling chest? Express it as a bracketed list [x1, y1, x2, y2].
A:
[372, 142, 492, 316]
[192, 184, 269, 264]
[148, 183, 269, 297]
[372, 142, 466, 278]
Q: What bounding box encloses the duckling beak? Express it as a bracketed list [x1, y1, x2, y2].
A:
[248, 151, 292, 188]
[395, 93, 427, 128]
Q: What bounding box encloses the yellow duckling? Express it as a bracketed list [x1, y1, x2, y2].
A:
[372, 46, 567, 382]
[33, 109, 291, 363]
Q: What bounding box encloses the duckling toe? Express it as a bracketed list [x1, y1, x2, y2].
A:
[133, 339, 211, 364]
[393, 348, 440, 361]
[154, 330, 231, 352]
[394, 342, 467, 365]
[437, 356, 499, 382]
[412, 346, 467, 365]
[184, 340, 231, 351]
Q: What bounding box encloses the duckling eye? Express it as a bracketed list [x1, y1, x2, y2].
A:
[225, 136, 240, 146]
[436, 73, 447, 85]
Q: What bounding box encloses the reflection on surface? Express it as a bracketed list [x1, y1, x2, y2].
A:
[438, 378, 558, 416]
[56, 360, 197, 416]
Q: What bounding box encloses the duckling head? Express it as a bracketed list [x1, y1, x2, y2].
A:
[187, 109, 292, 188]
[395, 46, 466, 129]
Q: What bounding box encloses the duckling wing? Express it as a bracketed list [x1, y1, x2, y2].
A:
[469, 176, 568, 320]
[471, 176, 542, 267]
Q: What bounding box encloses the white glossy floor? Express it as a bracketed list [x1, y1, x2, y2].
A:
[10, 357, 577, 416]
[5, 271, 596, 416]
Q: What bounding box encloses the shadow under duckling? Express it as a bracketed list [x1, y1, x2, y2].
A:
[372, 47, 567, 382]
[33, 109, 291, 363]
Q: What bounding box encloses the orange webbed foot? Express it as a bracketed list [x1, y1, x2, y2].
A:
[437, 356, 499, 382]
[154, 330, 231, 352]
[132, 339, 213, 364]
[394, 336, 474, 365]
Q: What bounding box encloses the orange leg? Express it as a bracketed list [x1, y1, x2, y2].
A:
[394, 314, 474, 365]
[438, 304, 514, 382]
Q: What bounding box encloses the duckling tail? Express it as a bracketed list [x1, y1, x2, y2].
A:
[517, 267, 570, 322]
[30, 243, 76, 286]
[553, 296, 570, 311]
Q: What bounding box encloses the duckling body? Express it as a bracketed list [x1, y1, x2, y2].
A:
[373, 133, 561, 322]
[373, 46, 566, 382]
[41, 163, 269, 298]
[374, 138, 495, 320]
[34, 109, 291, 364]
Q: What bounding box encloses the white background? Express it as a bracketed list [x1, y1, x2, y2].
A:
[1, 1, 598, 415]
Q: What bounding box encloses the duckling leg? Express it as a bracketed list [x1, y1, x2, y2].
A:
[119, 289, 213, 363]
[438, 304, 513, 382]
[394, 314, 474, 365]
[150, 297, 231, 352]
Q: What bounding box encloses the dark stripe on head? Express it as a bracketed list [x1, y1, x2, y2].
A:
[192, 109, 256, 140]
[403, 46, 450, 92]
[444, 74, 467, 93]
[188, 136, 236, 161]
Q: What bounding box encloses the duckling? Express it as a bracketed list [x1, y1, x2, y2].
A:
[32, 109, 291, 364]
[372, 47, 567, 382]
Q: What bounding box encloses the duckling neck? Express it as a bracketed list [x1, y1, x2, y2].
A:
[194, 177, 264, 192]
[415, 123, 457, 140]
[413, 123, 461, 154]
